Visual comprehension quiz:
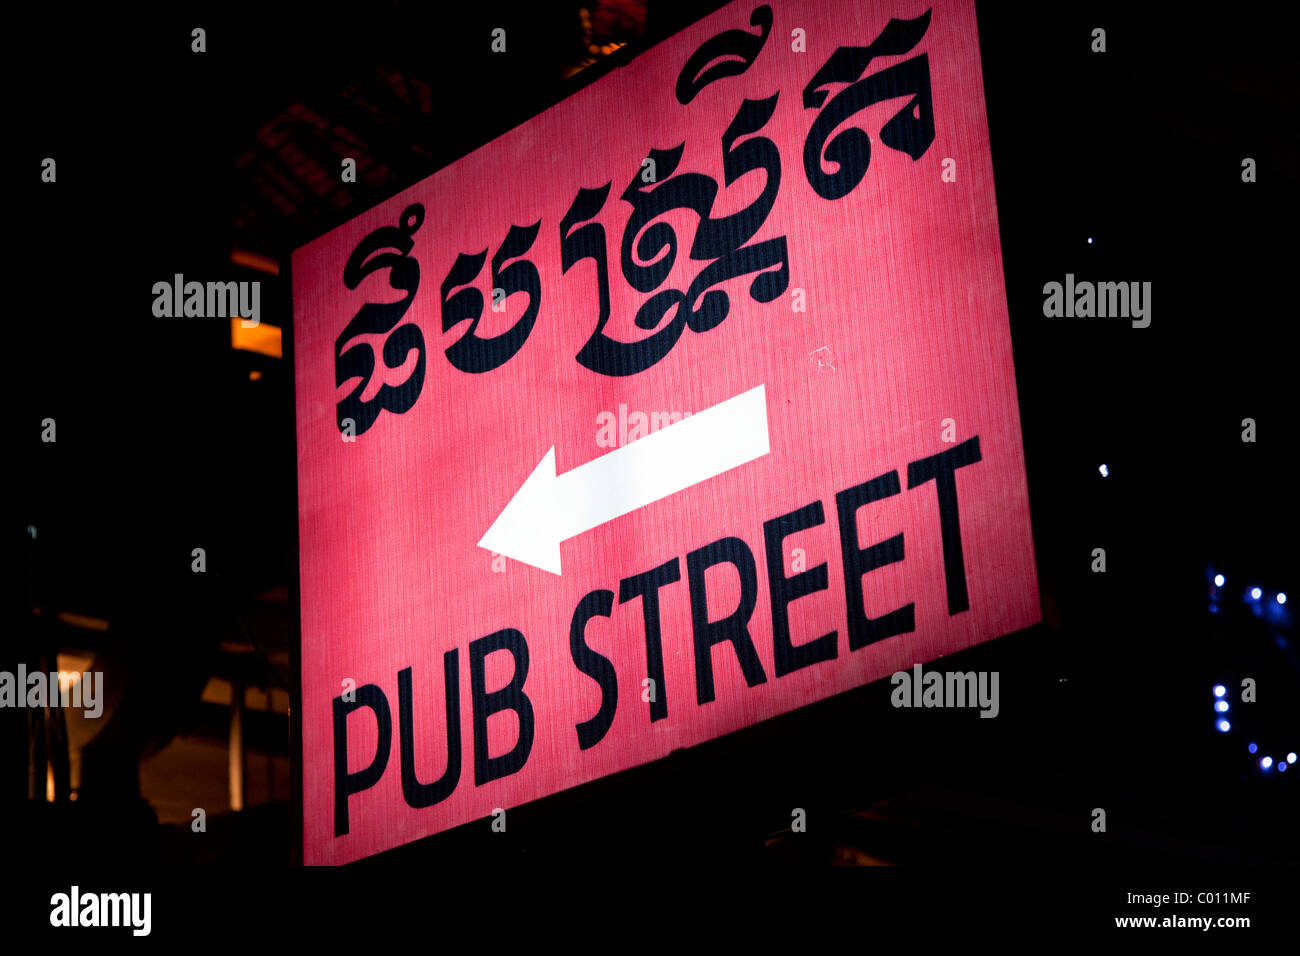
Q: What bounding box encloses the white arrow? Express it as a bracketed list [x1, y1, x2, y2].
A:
[479, 384, 770, 575]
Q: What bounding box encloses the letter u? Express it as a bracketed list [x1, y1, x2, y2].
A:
[398, 651, 462, 808]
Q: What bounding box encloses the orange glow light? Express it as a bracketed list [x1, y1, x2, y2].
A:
[231, 319, 282, 358]
[230, 249, 280, 275]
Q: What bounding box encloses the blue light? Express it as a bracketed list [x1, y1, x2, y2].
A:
[1209, 602, 1220, 614]
[1087, 237, 1094, 244]
[1098, 464, 1108, 477]
[1214, 574, 1225, 587]
[1261, 756, 1273, 770]
[1215, 700, 1229, 713]
[1248, 743, 1258, 754]
[1250, 587, 1263, 600]
[1213, 685, 1226, 698]
[1278, 592, 1288, 605]
[1289, 752, 1297, 764]
[1281, 762, 1290, 772]
[1217, 720, 1231, 732]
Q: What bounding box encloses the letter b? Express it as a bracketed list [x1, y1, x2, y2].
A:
[469, 629, 535, 785]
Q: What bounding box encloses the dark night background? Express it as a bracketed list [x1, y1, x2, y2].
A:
[8, 0, 1297, 936]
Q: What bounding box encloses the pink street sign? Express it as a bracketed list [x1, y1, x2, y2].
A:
[292, 0, 1039, 864]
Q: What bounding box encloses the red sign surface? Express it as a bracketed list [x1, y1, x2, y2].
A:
[292, 0, 1039, 864]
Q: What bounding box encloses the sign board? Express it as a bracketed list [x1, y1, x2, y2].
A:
[292, 0, 1039, 864]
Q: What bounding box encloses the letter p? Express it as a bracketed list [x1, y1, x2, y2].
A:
[333, 683, 393, 837]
